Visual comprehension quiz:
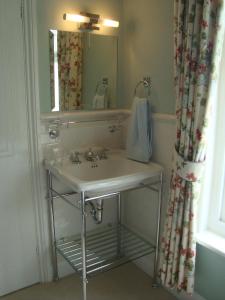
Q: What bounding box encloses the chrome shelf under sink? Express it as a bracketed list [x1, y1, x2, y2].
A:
[56, 224, 155, 277]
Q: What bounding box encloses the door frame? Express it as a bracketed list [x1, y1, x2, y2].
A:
[22, 0, 51, 282]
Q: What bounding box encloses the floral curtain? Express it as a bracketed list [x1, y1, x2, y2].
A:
[58, 31, 83, 111]
[159, 0, 224, 294]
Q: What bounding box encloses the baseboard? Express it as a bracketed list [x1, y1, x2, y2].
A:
[58, 254, 206, 300]
[58, 258, 75, 278]
[134, 255, 206, 300]
[133, 255, 154, 277]
[170, 289, 206, 300]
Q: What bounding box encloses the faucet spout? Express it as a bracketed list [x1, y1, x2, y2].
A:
[84, 148, 99, 161]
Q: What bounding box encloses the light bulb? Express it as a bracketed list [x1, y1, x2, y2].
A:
[63, 13, 90, 23]
[102, 19, 119, 28]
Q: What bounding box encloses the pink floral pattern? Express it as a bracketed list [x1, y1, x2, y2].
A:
[57, 31, 83, 111]
[159, 0, 223, 294]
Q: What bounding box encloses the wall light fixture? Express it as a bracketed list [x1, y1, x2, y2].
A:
[63, 12, 119, 31]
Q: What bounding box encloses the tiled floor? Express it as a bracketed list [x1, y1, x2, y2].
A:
[2, 264, 177, 300]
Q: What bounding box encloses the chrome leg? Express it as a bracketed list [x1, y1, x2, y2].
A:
[81, 192, 87, 300]
[152, 173, 163, 288]
[117, 192, 121, 225]
[47, 170, 59, 281]
[117, 192, 122, 257]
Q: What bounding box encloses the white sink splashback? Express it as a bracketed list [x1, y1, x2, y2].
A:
[40, 110, 130, 155]
[41, 121, 126, 162]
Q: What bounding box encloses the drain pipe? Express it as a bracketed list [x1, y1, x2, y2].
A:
[86, 199, 104, 224]
[95, 199, 104, 224]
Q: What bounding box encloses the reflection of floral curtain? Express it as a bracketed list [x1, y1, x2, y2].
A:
[49, 31, 55, 110]
[159, 0, 223, 294]
[58, 32, 83, 111]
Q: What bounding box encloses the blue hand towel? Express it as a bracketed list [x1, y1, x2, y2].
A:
[126, 97, 152, 163]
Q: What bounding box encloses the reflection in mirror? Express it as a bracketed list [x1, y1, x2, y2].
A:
[49, 30, 118, 112]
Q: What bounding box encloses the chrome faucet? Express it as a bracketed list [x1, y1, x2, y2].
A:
[84, 147, 109, 161]
[98, 148, 108, 160]
[70, 151, 81, 164]
[84, 148, 99, 162]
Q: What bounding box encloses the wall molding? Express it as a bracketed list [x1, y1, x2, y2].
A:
[40, 109, 130, 123]
[23, 0, 51, 282]
[152, 113, 176, 123]
[40, 109, 176, 125]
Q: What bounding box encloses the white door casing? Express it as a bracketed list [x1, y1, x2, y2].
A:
[0, 0, 40, 295]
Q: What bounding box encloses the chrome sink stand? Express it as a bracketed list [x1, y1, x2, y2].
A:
[47, 170, 163, 300]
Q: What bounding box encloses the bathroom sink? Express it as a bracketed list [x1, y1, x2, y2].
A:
[45, 150, 163, 194]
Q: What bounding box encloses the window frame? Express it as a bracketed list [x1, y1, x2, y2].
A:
[200, 32, 225, 239]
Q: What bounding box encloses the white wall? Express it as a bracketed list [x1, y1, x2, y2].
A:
[123, 115, 176, 276]
[120, 0, 175, 114]
[119, 0, 176, 275]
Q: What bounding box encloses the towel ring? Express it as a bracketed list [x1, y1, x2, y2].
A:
[134, 77, 151, 97]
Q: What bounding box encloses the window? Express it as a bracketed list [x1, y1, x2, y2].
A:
[221, 191, 225, 223]
[207, 33, 225, 239]
[198, 31, 225, 247]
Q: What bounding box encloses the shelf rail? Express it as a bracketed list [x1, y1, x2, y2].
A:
[56, 224, 155, 277]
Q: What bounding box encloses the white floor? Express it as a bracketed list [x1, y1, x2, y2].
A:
[2, 263, 177, 300]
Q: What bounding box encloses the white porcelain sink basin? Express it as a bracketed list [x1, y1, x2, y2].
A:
[45, 150, 163, 194]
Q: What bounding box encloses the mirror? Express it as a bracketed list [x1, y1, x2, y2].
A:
[49, 30, 118, 112]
